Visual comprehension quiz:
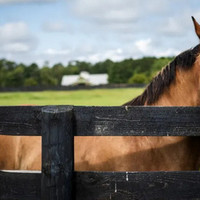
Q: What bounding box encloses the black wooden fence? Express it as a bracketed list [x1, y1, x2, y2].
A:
[0, 105, 200, 200]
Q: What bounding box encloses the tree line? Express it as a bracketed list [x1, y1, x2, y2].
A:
[0, 56, 173, 88]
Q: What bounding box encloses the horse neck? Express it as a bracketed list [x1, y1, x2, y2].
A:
[153, 61, 200, 106]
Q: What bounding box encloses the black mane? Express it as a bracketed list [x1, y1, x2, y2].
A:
[124, 44, 200, 106]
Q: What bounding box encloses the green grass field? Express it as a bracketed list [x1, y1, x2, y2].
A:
[0, 88, 144, 106]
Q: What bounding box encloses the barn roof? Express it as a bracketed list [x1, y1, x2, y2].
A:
[61, 71, 108, 86]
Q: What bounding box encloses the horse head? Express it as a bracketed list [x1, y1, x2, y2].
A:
[125, 17, 200, 106]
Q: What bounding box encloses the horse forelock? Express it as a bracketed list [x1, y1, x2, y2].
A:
[124, 44, 200, 106]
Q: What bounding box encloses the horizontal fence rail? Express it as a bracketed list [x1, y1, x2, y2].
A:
[74, 106, 200, 136]
[0, 105, 200, 200]
[0, 106, 42, 136]
[1, 171, 200, 200]
[0, 171, 40, 200]
[75, 171, 200, 200]
[1, 106, 200, 136]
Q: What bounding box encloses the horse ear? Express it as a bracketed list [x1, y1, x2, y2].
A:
[192, 16, 200, 39]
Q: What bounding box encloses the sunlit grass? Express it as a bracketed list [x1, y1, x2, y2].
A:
[0, 88, 144, 106]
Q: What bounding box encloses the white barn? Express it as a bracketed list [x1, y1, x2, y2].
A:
[61, 71, 108, 86]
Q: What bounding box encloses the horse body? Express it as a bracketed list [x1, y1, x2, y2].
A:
[1, 17, 200, 171]
[75, 136, 200, 171]
[0, 136, 41, 170]
[75, 53, 200, 171]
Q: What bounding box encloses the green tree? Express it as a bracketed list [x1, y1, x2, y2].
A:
[65, 61, 80, 75]
[108, 59, 134, 83]
[0, 56, 175, 88]
[5, 66, 25, 87]
[24, 63, 39, 78]
[24, 77, 38, 86]
[128, 73, 148, 84]
[0, 60, 7, 87]
[39, 67, 58, 86]
[3, 60, 17, 71]
[91, 59, 114, 74]
[52, 63, 65, 84]
[132, 57, 156, 75]
[75, 61, 91, 72]
[65, 61, 92, 75]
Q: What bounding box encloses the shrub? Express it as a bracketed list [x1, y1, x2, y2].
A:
[128, 73, 148, 84]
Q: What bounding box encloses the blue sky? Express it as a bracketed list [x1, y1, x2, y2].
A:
[0, 0, 200, 66]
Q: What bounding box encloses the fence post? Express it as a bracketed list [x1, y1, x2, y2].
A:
[41, 106, 74, 200]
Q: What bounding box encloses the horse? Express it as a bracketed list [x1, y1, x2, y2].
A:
[1, 17, 200, 171]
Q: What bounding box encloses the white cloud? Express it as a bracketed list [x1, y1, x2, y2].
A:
[155, 49, 180, 57]
[1, 0, 199, 66]
[0, 22, 37, 53]
[0, 22, 29, 42]
[2, 43, 30, 52]
[73, 0, 168, 27]
[135, 38, 152, 54]
[72, 0, 139, 32]
[0, 0, 55, 4]
[77, 48, 123, 63]
[159, 15, 192, 37]
[40, 47, 124, 65]
[42, 21, 69, 32]
[132, 38, 181, 58]
[45, 48, 70, 56]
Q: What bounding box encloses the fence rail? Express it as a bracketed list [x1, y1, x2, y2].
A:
[0, 105, 200, 200]
[1, 171, 200, 200]
[1, 106, 200, 136]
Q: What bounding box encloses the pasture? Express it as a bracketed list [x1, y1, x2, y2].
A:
[0, 88, 144, 106]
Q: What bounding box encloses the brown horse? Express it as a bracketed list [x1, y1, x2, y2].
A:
[1, 17, 200, 171]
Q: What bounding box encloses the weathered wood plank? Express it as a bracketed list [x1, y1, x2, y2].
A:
[0, 106, 42, 136]
[1, 170, 200, 200]
[75, 171, 200, 200]
[0, 171, 41, 200]
[41, 106, 74, 200]
[1, 106, 200, 136]
[74, 106, 200, 136]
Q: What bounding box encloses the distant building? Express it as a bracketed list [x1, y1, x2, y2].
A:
[61, 71, 108, 86]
